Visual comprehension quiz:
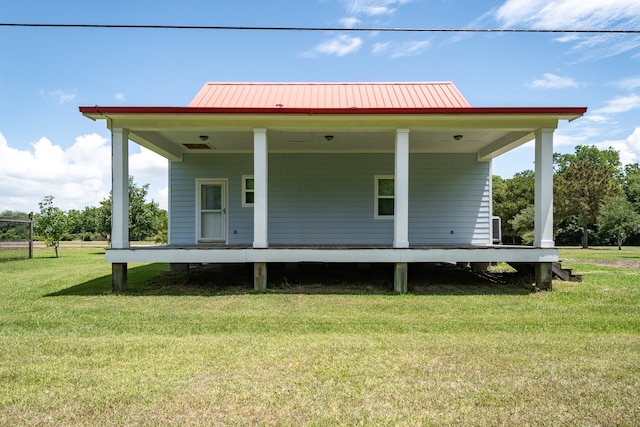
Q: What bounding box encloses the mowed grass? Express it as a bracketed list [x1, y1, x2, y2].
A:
[0, 245, 638, 426]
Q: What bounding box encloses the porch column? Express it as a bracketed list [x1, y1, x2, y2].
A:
[534, 128, 554, 248]
[394, 129, 410, 248]
[111, 127, 129, 293]
[253, 128, 268, 248]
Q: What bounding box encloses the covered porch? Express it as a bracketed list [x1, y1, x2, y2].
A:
[104, 126, 558, 293]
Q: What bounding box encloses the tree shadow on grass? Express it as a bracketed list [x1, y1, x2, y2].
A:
[47, 263, 536, 297]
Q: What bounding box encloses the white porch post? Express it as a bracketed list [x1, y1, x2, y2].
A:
[394, 128, 410, 248]
[534, 128, 554, 248]
[111, 127, 129, 293]
[111, 128, 129, 249]
[253, 128, 268, 249]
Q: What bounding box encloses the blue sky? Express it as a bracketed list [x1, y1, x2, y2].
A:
[1, 0, 640, 212]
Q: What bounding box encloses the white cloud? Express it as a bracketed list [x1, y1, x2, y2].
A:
[129, 147, 169, 184]
[526, 73, 579, 89]
[496, 0, 640, 29]
[114, 93, 127, 101]
[40, 89, 76, 104]
[556, 34, 580, 43]
[594, 127, 640, 165]
[372, 41, 391, 55]
[390, 40, 431, 58]
[345, 0, 411, 16]
[371, 40, 431, 57]
[0, 133, 110, 212]
[616, 76, 640, 91]
[583, 114, 608, 123]
[0, 132, 168, 213]
[311, 35, 363, 56]
[551, 124, 609, 148]
[495, 0, 640, 59]
[340, 17, 360, 28]
[593, 94, 640, 114]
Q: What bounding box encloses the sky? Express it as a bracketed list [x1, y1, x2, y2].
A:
[1, 0, 640, 213]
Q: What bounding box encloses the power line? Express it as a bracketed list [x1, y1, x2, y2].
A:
[0, 22, 639, 34]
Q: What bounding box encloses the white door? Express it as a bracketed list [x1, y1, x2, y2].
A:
[198, 181, 226, 242]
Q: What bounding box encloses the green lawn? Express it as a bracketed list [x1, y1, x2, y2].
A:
[0, 245, 638, 426]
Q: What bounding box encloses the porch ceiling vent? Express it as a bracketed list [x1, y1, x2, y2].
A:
[183, 143, 211, 150]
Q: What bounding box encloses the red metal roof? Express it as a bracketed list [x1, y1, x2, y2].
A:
[188, 82, 471, 109]
[79, 82, 587, 119]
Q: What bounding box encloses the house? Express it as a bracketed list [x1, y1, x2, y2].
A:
[80, 82, 586, 292]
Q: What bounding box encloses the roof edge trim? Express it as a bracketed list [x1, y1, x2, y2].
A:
[80, 106, 588, 117]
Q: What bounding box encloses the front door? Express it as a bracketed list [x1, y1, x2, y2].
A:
[198, 180, 227, 243]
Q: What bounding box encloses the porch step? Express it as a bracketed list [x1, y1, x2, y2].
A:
[506, 262, 582, 282]
[552, 262, 582, 282]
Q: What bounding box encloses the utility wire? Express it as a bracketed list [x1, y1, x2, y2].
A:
[0, 23, 639, 33]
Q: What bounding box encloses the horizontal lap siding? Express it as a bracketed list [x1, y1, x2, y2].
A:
[170, 154, 254, 244]
[410, 154, 491, 245]
[269, 153, 393, 244]
[169, 152, 490, 246]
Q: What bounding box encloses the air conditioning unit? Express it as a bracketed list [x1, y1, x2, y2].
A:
[492, 216, 502, 244]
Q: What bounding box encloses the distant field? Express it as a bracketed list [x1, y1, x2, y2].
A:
[0, 245, 638, 426]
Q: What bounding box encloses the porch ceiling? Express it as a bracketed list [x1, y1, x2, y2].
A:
[81, 108, 585, 162]
[132, 128, 527, 158]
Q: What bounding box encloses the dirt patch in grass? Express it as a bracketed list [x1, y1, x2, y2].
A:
[564, 259, 640, 269]
[139, 262, 535, 296]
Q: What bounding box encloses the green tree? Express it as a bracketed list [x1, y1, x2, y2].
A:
[554, 146, 622, 248]
[0, 210, 31, 240]
[509, 205, 535, 246]
[597, 195, 640, 250]
[34, 196, 67, 257]
[555, 145, 623, 182]
[68, 206, 102, 241]
[97, 177, 167, 241]
[622, 163, 640, 212]
[492, 170, 535, 244]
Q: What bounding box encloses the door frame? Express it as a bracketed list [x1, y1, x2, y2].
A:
[195, 178, 229, 244]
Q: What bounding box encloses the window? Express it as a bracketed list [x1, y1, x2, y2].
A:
[242, 175, 254, 207]
[375, 175, 394, 219]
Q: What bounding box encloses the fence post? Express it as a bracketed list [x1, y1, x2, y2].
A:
[28, 212, 34, 259]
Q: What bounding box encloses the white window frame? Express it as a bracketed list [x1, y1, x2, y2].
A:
[242, 175, 255, 207]
[374, 175, 395, 220]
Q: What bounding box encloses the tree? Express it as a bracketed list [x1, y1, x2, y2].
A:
[622, 163, 640, 212]
[555, 145, 623, 182]
[68, 206, 101, 241]
[554, 146, 622, 248]
[34, 196, 67, 257]
[97, 177, 167, 241]
[0, 210, 31, 240]
[492, 170, 535, 244]
[509, 205, 535, 246]
[597, 195, 640, 250]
